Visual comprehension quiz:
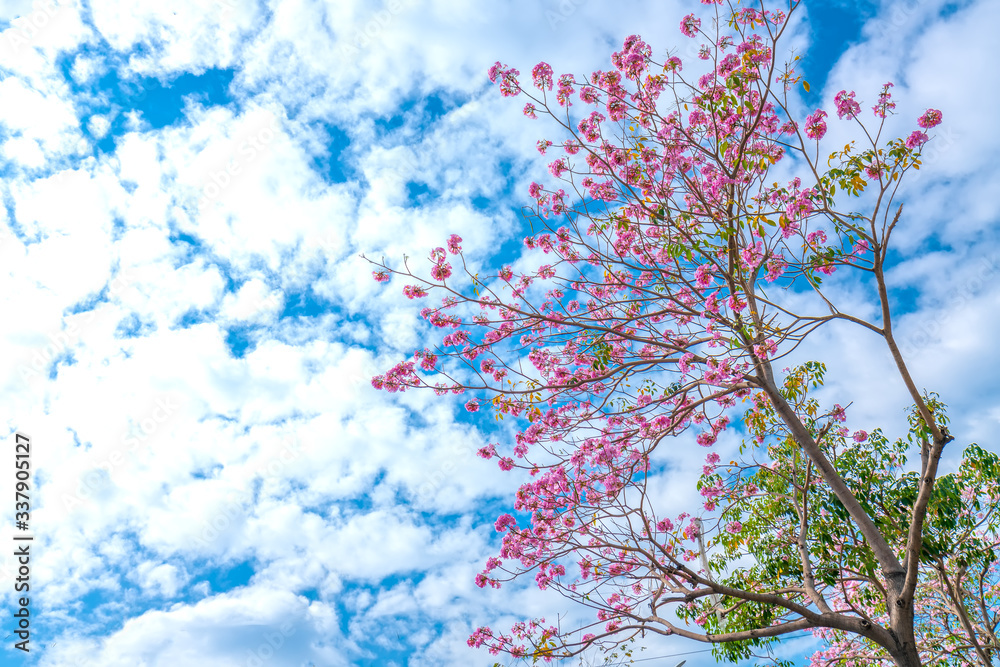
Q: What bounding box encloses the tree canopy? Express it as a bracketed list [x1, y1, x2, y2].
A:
[368, 1, 998, 665]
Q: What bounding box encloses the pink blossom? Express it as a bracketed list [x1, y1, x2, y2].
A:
[680, 13, 701, 37]
[717, 53, 740, 77]
[447, 234, 463, 255]
[488, 61, 521, 97]
[906, 130, 928, 149]
[740, 240, 764, 269]
[726, 521, 742, 534]
[682, 519, 700, 541]
[786, 190, 815, 220]
[804, 109, 827, 140]
[466, 400, 480, 412]
[872, 82, 895, 118]
[694, 263, 716, 288]
[577, 111, 605, 142]
[806, 230, 827, 246]
[834, 90, 860, 119]
[765, 257, 787, 282]
[494, 513, 516, 532]
[556, 74, 575, 106]
[917, 108, 942, 129]
[373, 270, 390, 283]
[579, 86, 600, 104]
[753, 338, 777, 360]
[852, 430, 868, 443]
[414, 349, 437, 371]
[468, 626, 492, 648]
[678, 352, 695, 375]
[522, 103, 537, 119]
[430, 263, 452, 281]
[403, 285, 428, 299]
[531, 62, 554, 91]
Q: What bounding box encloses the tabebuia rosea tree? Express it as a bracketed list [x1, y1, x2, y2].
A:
[367, 1, 1000, 665]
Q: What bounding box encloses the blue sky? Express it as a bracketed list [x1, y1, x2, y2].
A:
[0, 0, 997, 665]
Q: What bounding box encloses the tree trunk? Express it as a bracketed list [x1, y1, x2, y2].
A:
[887, 600, 922, 667]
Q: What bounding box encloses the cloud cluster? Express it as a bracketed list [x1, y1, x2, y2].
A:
[0, 0, 995, 664]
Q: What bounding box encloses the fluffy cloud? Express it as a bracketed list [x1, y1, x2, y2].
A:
[0, 0, 995, 665]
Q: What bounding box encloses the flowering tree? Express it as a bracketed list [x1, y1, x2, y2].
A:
[366, 1, 996, 665]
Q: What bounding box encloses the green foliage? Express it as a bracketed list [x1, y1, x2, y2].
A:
[690, 363, 1000, 664]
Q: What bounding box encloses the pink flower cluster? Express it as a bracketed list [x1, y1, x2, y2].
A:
[834, 90, 860, 119]
[413, 348, 438, 371]
[577, 111, 605, 143]
[429, 247, 452, 281]
[740, 240, 764, 269]
[556, 74, 575, 107]
[905, 130, 928, 149]
[804, 109, 827, 140]
[531, 62, 553, 91]
[680, 13, 701, 38]
[611, 35, 651, 79]
[694, 263, 716, 288]
[488, 61, 520, 97]
[785, 187, 816, 221]
[872, 82, 895, 118]
[765, 256, 787, 282]
[370, 361, 418, 393]
[917, 108, 942, 129]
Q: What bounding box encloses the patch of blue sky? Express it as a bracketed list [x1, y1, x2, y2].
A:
[190, 463, 224, 481]
[1, 189, 35, 243]
[374, 90, 458, 135]
[113, 312, 155, 339]
[56, 48, 236, 141]
[801, 0, 880, 99]
[164, 229, 203, 265]
[404, 180, 431, 207]
[224, 325, 256, 358]
[198, 559, 257, 593]
[305, 121, 351, 184]
[279, 285, 337, 320]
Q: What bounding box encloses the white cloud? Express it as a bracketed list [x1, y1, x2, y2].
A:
[0, 0, 995, 665]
